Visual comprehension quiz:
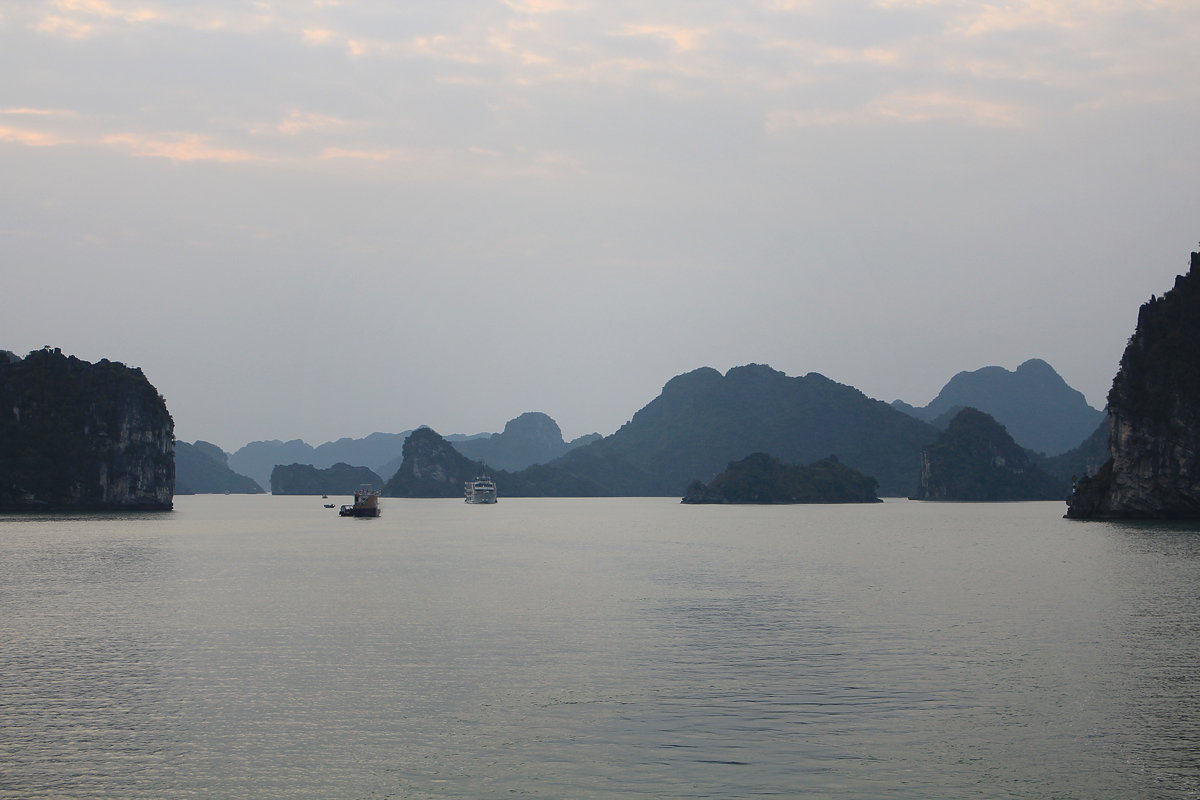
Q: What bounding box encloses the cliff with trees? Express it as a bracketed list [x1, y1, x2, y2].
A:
[0, 348, 174, 510]
[1068, 247, 1200, 518]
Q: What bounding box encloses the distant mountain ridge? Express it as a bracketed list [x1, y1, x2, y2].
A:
[230, 414, 599, 490]
[893, 359, 1104, 456]
[175, 440, 263, 494]
[228, 432, 414, 490]
[453, 412, 601, 471]
[271, 462, 383, 495]
[513, 364, 938, 497]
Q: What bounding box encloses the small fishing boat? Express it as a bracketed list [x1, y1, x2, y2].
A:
[324, 503, 335, 509]
[340, 485, 382, 517]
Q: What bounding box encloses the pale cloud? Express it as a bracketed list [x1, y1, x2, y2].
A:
[273, 111, 351, 135]
[1, 107, 71, 115]
[875, 90, 1028, 126]
[320, 146, 402, 161]
[622, 23, 710, 52]
[503, 0, 584, 12]
[36, 14, 94, 37]
[0, 125, 71, 146]
[102, 133, 258, 162]
[35, 0, 160, 36]
[768, 90, 1029, 130]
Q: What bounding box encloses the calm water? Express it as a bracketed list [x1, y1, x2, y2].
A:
[3, 496, 1200, 799]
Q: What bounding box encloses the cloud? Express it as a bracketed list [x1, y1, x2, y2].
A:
[768, 89, 1029, 130]
[0, 125, 71, 146]
[102, 133, 258, 162]
[271, 111, 352, 136]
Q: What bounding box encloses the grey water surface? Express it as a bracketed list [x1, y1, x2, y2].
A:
[3, 496, 1200, 799]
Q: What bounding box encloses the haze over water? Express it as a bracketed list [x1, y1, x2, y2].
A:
[3, 496, 1200, 798]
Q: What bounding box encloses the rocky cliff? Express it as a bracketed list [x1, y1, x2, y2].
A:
[1067, 248, 1200, 519]
[915, 408, 1067, 501]
[0, 348, 174, 509]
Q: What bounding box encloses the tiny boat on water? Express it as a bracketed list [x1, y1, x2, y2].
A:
[324, 503, 335, 508]
[340, 485, 382, 517]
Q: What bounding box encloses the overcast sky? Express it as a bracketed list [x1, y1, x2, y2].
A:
[3, 0, 1198, 450]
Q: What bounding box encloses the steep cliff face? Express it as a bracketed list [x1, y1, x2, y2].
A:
[1067, 249, 1200, 519]
[0, 348, 174, 510]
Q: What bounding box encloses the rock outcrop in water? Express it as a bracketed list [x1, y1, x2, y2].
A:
[681, 452, 881, 504]
[0, 347, 174, 510]
[1067, 248, 1200, 519]
[914, 408, 1067, 501]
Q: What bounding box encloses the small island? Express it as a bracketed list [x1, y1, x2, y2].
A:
[681, 452, 881, 504]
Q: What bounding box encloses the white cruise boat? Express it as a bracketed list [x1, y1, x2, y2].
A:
[465, 473, 497, 504]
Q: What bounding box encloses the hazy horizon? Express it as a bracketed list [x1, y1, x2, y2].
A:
[5, 0, 1197, 450]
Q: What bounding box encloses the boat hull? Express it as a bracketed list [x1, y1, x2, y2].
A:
[340, 505, 381, 517]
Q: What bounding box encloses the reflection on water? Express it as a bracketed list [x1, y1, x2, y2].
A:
[3, 497, 1200, 797]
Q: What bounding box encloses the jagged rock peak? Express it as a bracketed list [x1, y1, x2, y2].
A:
[1068, 247, 1200, 519]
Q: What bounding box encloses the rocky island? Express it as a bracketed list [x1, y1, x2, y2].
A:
[914, 408, 1067, 501]
[1068, 247, 1200, 518]
[681, 452, 881, 504]
[0, 347, 174, 510]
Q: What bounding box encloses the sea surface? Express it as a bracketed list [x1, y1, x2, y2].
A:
[3, 496, 1200, 799]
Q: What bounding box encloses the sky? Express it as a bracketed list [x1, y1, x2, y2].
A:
[3, 0, 1199, 451]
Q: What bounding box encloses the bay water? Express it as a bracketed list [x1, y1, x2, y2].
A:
[3, 496, 1200, 798]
